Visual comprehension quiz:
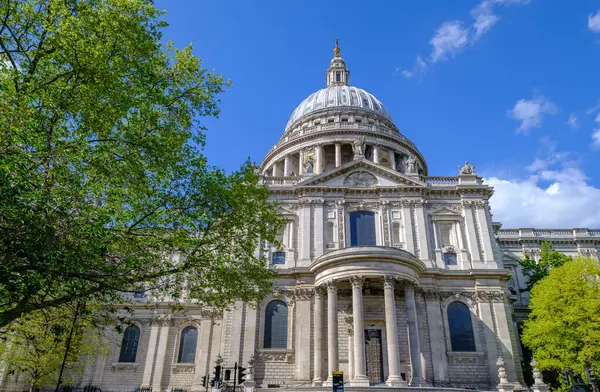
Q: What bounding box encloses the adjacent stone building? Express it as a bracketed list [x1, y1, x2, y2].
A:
[2, 42, 599, 392]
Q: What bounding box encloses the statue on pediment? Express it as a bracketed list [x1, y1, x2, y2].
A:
[352, 136, 366, 158]
[404, 155, 417, 174]
[458, 161, 475, 175]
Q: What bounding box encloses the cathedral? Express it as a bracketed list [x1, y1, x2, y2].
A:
[2, 42, 600, 392]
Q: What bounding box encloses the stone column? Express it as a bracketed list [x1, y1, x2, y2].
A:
[405, 284, 423, 386]
[271, 162, 278, 177]
[347, 326, 354, 381]
[350, 276, 369, 386]
[141, 322, 161, 388]
[389, 150, 396, 171]
[152, 321, 171, 391]
[335, 143, 342, 167]
[324, 280, 339, 386]
[284, 155, 291, 177]
[373, 144, 380, 164]
[315, 144, 323, 175]
[299, 149, 305, 175]
[383, 276, 404, 386]
[313, 287, 325, 386]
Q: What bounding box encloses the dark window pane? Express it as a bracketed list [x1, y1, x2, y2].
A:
[272, 252, 286, 265]
[448, 302, 476, 352]
[350, 211, 376, 246]
[444, 252, 457, 266]
[118, 325, 140, 362]
[264, 300, 288, 348]
[178, 326, 198, 363]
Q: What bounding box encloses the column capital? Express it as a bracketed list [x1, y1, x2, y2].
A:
[383, 275, 397, 289]
[325, 279, 338, 293]
[349, 275, 365, 288]
[314, 285, 326, 299]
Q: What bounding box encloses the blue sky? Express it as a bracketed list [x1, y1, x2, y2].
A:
[155, 0, 600, 228]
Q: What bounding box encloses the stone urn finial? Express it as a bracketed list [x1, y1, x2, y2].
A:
[496, 357, 514, 392]
[530, 358, 549, 392]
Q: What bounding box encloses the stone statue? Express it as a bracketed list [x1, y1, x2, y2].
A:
[405, 155, 417, 174]
[304, 156, 314, 174]
[352, 136, 366, 158]
[458, 161, 475, 175]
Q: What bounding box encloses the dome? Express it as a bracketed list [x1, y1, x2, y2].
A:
[285, 85, 392, 129]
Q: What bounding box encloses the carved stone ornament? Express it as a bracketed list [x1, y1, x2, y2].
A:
[111, 362, 140, 372]
[259, 351, 294, 363]
[293, 288, 314, 300]
[343, 171, 378, 187]
[314, 286, 326, 299]
[172, 363, 196, 374]
[578, 248, 598, 258]
[458, 161, 476, 175]
[473, 291, 505, 303]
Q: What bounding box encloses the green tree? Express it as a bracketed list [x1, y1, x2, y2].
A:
[519, 242, 571, 292]
[0, 304, 110, 391]
[522, 257, 600, 390]
[0, 0, 281, 327]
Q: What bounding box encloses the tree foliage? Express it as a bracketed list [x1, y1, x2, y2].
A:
[519, 242, 571, 292]
[0, 0, 281, 327]
[0, 303, 110, 390]
[522, 257, 600, 387]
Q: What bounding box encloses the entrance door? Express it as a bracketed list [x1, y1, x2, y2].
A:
[365, 328, 384, 384]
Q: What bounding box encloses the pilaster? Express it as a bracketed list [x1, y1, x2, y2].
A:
[314, 201, 325, 259]
[151, 321, 171, 391]
[141, 322, 161, 388]
[424, 291, 447, 383]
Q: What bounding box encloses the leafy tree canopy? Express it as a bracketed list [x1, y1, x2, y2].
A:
[522, 257, 600, 387]
[519, 241, 571, 292]
[0, 0, 281, 328]
[0, 303, 110, 389]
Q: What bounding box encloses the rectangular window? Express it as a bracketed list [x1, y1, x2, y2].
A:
[272, 251, 286, 265]
[443, 252, 457, 266]
[350, 211, 376, 246]
[336, 72, 341, 82]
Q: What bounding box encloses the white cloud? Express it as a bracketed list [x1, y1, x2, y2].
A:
[487, 166, 600, 228]
[401, 56, 427, 79]
[472, 1, 500, 39]
[592, 129, 600, 147]
[567, 113, 578, 129]
[401, 0, 531, 77]
[589, 10, 600, 32]
[508, 96, 558, 133]
[430, 21, 469, 62]
[593, 114, 600, 148]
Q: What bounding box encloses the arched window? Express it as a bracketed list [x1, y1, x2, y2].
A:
[447, 302, 476, 352]
[349, 211, 376, 246]
[118, 325, 140, 363]
[264, 300, 288, 349]
[177, 326, 198, 363]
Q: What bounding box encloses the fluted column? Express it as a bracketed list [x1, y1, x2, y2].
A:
[350, 276, 369, 386]
[324, 280, 338, 386]
[335, 142, 342, 167]
[284, 155, 291, 176]
[315, 144, 323, 175]
[313, 286, 325, 386]
[405, 284, 423, 386]
[383, 276, 404, 386]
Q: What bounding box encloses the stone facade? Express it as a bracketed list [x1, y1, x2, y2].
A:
[2, 43, 599, 392]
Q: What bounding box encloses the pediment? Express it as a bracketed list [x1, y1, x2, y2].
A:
[297, 159, 427, 189]
[429, 206, 462, 220]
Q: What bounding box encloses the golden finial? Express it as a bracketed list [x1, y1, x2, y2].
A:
[334, 38, 340, 58]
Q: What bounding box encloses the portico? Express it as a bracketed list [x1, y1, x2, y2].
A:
[310, 247, 425, 387]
